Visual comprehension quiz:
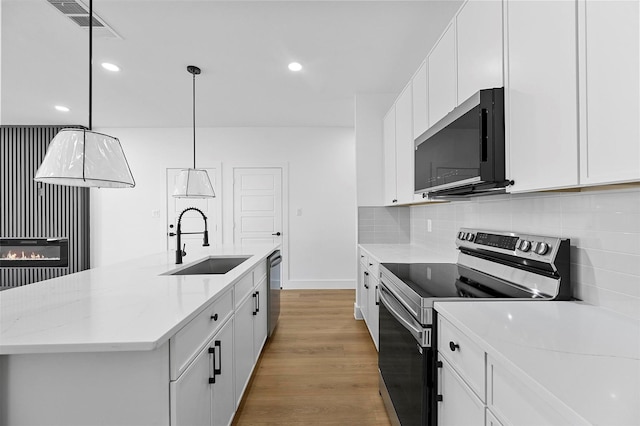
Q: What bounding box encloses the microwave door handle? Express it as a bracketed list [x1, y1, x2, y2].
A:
[480, 108, 488, 163]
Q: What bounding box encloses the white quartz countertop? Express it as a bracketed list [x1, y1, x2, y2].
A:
[0, 244, 279, 355]
[435, 301, 640, 426]
[359, 243, 456, 264]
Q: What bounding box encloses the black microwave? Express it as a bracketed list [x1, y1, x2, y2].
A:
[414, 87, 512, 198]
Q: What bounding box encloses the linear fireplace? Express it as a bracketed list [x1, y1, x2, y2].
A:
[0, 238, 69, 268]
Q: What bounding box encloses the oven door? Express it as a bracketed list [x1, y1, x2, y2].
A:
[378, 283, 435, 426]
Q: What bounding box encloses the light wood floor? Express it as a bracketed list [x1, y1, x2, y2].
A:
[232, 289, 392, 426]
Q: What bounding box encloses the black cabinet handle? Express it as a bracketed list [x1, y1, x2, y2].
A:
[392, 199, 397, 203]
[437, 395, 443, 402]
[256, 291, 260, 314]
[208, 346, 216, 384]
[252, 292, 257, 316]
[210, 313, 218, 321]
[214, 340, 222, 376]
[449, 341, 460, 352]
[375, 285, 379, 305]
[272, 232, 281, 236]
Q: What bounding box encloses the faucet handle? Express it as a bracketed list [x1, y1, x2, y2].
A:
[181, 244, 186, 257]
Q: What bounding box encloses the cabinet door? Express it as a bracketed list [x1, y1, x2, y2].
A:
[212, 319, 235, 426]
[366, 275, 379, 351]
[383, 106, 397, 205]
[170, 342, 212, 426]
[579, 0, 640, 185]
[428, 23, 457, 126]
[438, 358, 485, 426]
[412, 60, 428, 139]
[360, 265, 370, 322]
[457, 0, 503, 104]
[395, 83, 415, 204]
[234, 293, 255, 406]
[253, 277, 268, 361]
[505, 0, 579, 192]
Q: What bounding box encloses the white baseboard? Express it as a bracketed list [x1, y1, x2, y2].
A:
[284, 279, 356, 290]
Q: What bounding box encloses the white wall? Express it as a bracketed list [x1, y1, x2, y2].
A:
[410, 187, 640, 320]
[90, 127, 357, 289]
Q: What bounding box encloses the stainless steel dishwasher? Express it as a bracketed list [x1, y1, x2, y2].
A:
[267, 250, 282, 337]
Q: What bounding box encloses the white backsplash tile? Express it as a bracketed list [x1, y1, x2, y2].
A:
[408, 187, 640, 319]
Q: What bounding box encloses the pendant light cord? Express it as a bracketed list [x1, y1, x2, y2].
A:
[192, 71, 196, 169]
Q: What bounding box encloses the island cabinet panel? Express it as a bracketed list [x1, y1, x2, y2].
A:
[171, 318, 235, 426]
[170, 288, 234, 380]
[234, 268, 269, 407]
[0, 343, 170, 426]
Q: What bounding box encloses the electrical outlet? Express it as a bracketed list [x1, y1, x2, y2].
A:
[427, 219, 432, 232]
[151, 209, 160, 218]
[297, 208, 303, 217]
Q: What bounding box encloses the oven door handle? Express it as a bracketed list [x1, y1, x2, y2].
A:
[379, 284, 430, 346]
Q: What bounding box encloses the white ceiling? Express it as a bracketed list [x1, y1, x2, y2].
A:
[1, 0, 463, 128]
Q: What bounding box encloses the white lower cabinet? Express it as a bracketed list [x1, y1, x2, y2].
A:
[438, 357, 485, 426]
[357, 247, 380, 350]
[437, 315, 585, 426]
[171, 317, 234, 426]
[234, 274, 269, 406]
[487, 356, 577, 425]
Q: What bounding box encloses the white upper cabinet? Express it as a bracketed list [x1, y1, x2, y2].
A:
[383, 106, 397, 205]
[395, 82, 415, 204]
[412, 60, 429, 139]
[578, 0, 640, 185]
[428, 22, 457, 127]
[456, 0, 503, 104]
[505, 0, 579, 192]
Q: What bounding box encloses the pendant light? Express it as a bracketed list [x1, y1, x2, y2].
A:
[34, 0, 135, 188]
[172, 65, 215, 198]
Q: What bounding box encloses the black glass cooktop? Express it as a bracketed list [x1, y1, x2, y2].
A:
[381, 262, 542, 300]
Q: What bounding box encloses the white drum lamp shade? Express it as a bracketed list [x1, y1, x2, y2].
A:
[34, 129, 135, 188]
[173, 168, 215, 198]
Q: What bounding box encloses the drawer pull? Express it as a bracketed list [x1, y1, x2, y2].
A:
[449, 341, 460, 352]
[436, 395, 443, 402]
[210, 313, 218, 321]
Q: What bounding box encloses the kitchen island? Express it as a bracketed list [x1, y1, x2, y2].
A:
[0, 244, 279, 426]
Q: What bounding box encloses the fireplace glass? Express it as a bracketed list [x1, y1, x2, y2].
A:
[0, 239, 69, 267]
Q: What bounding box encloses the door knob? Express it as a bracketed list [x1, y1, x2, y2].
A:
[272, 232, 281, 236]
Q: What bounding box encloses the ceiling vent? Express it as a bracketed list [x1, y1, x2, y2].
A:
[46, 0, 122, 39]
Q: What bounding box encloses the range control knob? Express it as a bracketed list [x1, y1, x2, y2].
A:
[458, 232, 465, 240]
[535, 242, 550, 255]
[519, 240, 531, 252]
[459, 232, 467, 240]
[466, 233, 475, 242]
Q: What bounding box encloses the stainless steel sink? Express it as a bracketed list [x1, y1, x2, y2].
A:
[166, 256, 250, 275]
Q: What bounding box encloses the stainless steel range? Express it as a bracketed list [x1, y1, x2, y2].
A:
[377, 228, 571, 426]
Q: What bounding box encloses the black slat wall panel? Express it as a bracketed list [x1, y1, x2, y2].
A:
[0, 126, 90, 288]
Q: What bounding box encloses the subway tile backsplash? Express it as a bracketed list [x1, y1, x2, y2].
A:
[358, 206, 410, 244]
[408, 188, 640, 320]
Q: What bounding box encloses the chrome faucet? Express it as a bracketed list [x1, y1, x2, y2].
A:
[173, 207, 209, 264]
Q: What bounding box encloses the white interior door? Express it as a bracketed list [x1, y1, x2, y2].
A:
[166, 167, 222, 252]
[233, 168, 282, 246]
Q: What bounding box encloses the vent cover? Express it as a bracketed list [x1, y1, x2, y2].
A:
[46, 0, 122, 39]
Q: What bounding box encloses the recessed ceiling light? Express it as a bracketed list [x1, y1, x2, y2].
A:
[55, 105, 70, 112]
[288, 62, 302, 72]
[101, 62, 120, 72]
